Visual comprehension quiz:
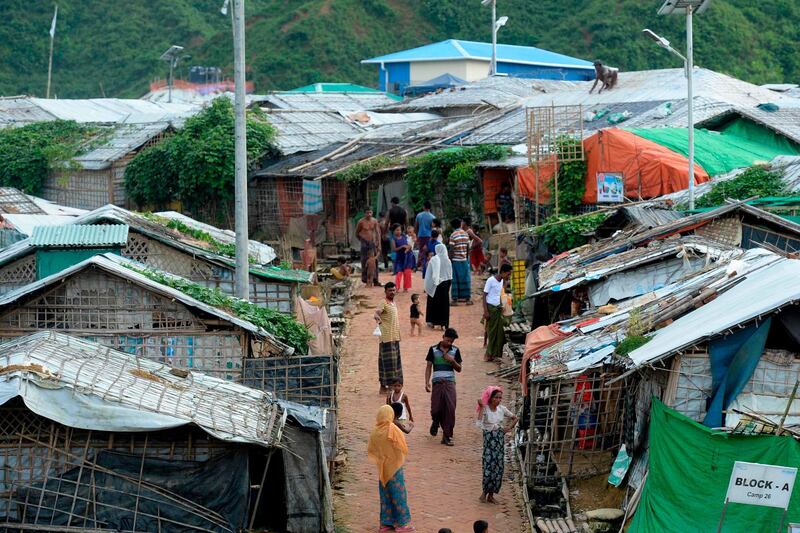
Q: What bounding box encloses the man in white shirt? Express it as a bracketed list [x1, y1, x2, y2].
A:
[483, 263, 512, 361]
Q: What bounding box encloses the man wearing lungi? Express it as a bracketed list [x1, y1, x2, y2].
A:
[424, 328, 462, 446]
[374, 282, 403, 394]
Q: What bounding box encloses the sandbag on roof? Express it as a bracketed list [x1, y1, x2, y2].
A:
[582, 128, 710, 203]
[628, 127, 800, 176]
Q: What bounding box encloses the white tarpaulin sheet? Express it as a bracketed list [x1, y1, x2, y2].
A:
[588, 257, 702, 306]
[0, 378, 187, 432]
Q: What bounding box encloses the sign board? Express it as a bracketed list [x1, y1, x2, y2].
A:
[725, 461, 797, 509]
[596, 172, 624, 203]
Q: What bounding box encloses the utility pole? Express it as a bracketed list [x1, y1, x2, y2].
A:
[686, 5, 695, 210]
[490, 0, 497, 76]
[46, 5, 57, 98]
[232, 0, 249, 300]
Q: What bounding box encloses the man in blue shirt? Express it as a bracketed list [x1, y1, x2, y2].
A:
[415, 200, 435, 276]
[425, 327, 462, 446]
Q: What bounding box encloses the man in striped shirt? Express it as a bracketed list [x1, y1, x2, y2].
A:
[449, 218, 473, 304]
[424, 328, 462, 446]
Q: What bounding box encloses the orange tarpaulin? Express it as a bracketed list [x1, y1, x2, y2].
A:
[516, 156, 557, 202]
[519, 324, 573, 394]
[515, 129, 710, 206]
[582, 128, 710, 203]
[482, 168, 513, 214]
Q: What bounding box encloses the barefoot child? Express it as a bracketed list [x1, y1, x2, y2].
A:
[391, 402, 414, 434]
[387, 379, 413, 422]
[365, 251, 378, 287]
[409, 293, 422, 336]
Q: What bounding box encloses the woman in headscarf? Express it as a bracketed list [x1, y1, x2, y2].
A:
[424, 243, 453, 330]
[475, 386, 518, 504]
[368, 405, 415, 532]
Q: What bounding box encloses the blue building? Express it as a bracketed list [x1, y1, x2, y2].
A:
[362, 39, 595, 94]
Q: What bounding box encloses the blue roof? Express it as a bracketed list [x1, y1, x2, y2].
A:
[362, 39, 593, 70]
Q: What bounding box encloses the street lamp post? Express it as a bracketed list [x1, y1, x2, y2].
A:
[650, 0, 712, 210]
[159, 45, 185, 104]
[481, 0, 497, 75]
[480, 0, 506, 76]
[221, 0, 249, 299]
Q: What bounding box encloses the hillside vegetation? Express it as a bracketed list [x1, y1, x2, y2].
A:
[1, 0, 797, 98]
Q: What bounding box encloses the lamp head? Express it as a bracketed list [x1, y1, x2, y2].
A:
[496, 16, 508, 29]
[481, 0, 493, 5]
[642, 29, 670, 49]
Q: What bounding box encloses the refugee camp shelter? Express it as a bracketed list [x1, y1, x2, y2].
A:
[44, 122, 173, 210]
[0, 331, 334, 532]
[0, 205, 312, 312]
[362, 39, 595, 93]
[0, 253, 292, 380]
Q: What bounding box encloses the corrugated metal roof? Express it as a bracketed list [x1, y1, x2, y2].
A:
[363, 39, 594, 70]
[30, 224, 128, 247]
[0, 331, 285, 447]
[0, 214, 77, 236]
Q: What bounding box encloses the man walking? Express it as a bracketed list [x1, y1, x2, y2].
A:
[415, 201, 435, 276]
[374, 282, 403, 394]
[484, 263, 513, 361]
[356, 208, 381, 285]
[425, 327, 462, 446]
[388, 196, 408, 228]
[449, 218, 472, 304]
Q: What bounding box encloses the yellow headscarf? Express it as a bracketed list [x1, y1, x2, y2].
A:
[367, 404, 409, 486]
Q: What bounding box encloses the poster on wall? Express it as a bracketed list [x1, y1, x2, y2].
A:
[597, 172, 624, 203]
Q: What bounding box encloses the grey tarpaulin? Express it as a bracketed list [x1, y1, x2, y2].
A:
[14, 449, 250, 532]
[282, 423, 334, 532]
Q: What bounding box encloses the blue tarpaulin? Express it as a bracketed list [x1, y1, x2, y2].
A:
[703, 317, 772, 428]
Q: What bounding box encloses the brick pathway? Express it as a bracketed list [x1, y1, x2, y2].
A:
[335, 272, 527, 533]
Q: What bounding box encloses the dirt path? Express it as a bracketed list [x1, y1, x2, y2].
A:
[335, 272, 527, 533]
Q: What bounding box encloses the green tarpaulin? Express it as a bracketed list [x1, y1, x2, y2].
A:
[720, 118, 800, 156]
[630, 399, 800, 532]
[628, 127, 800, 177]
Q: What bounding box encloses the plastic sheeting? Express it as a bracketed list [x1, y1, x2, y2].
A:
[296, 297, 333, 356]
[629, 399, 800, 532]
[587, 256, 702, 307]
[629, 127, 800, 177]
[0, 379, 191, 432]
[704, 318, 772, 427]
[582, 128, 710, 203]
[14, 450, 250, 532]
[282, 424, 332, 533]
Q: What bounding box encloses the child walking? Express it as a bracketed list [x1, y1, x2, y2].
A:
[409, 293, 423, 336]
[387, 379, 414, 424]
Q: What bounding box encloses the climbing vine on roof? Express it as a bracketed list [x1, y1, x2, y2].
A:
[533, 212, 608, 253]
[405, 145, 508, 219]
[0, 120, 99, 194]
[142, 212, 251, 260]
[695, 165, 792, 208]
[125, 265, 312, 355]
[125, 98, 277, 216]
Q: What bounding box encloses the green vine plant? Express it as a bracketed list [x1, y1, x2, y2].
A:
[533, 212, 608, 254]
[0, 120, 100, 194]
[336, 155, 398, 183]
[615, 308, 652, 357]
[125, 265, 312, 355]
[125, 98, 276, 213]
[405, 145, 508, 220]
[694, 165, 795, 208]
[142, 212, 257, 262]
[548, 137, 588, 215]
